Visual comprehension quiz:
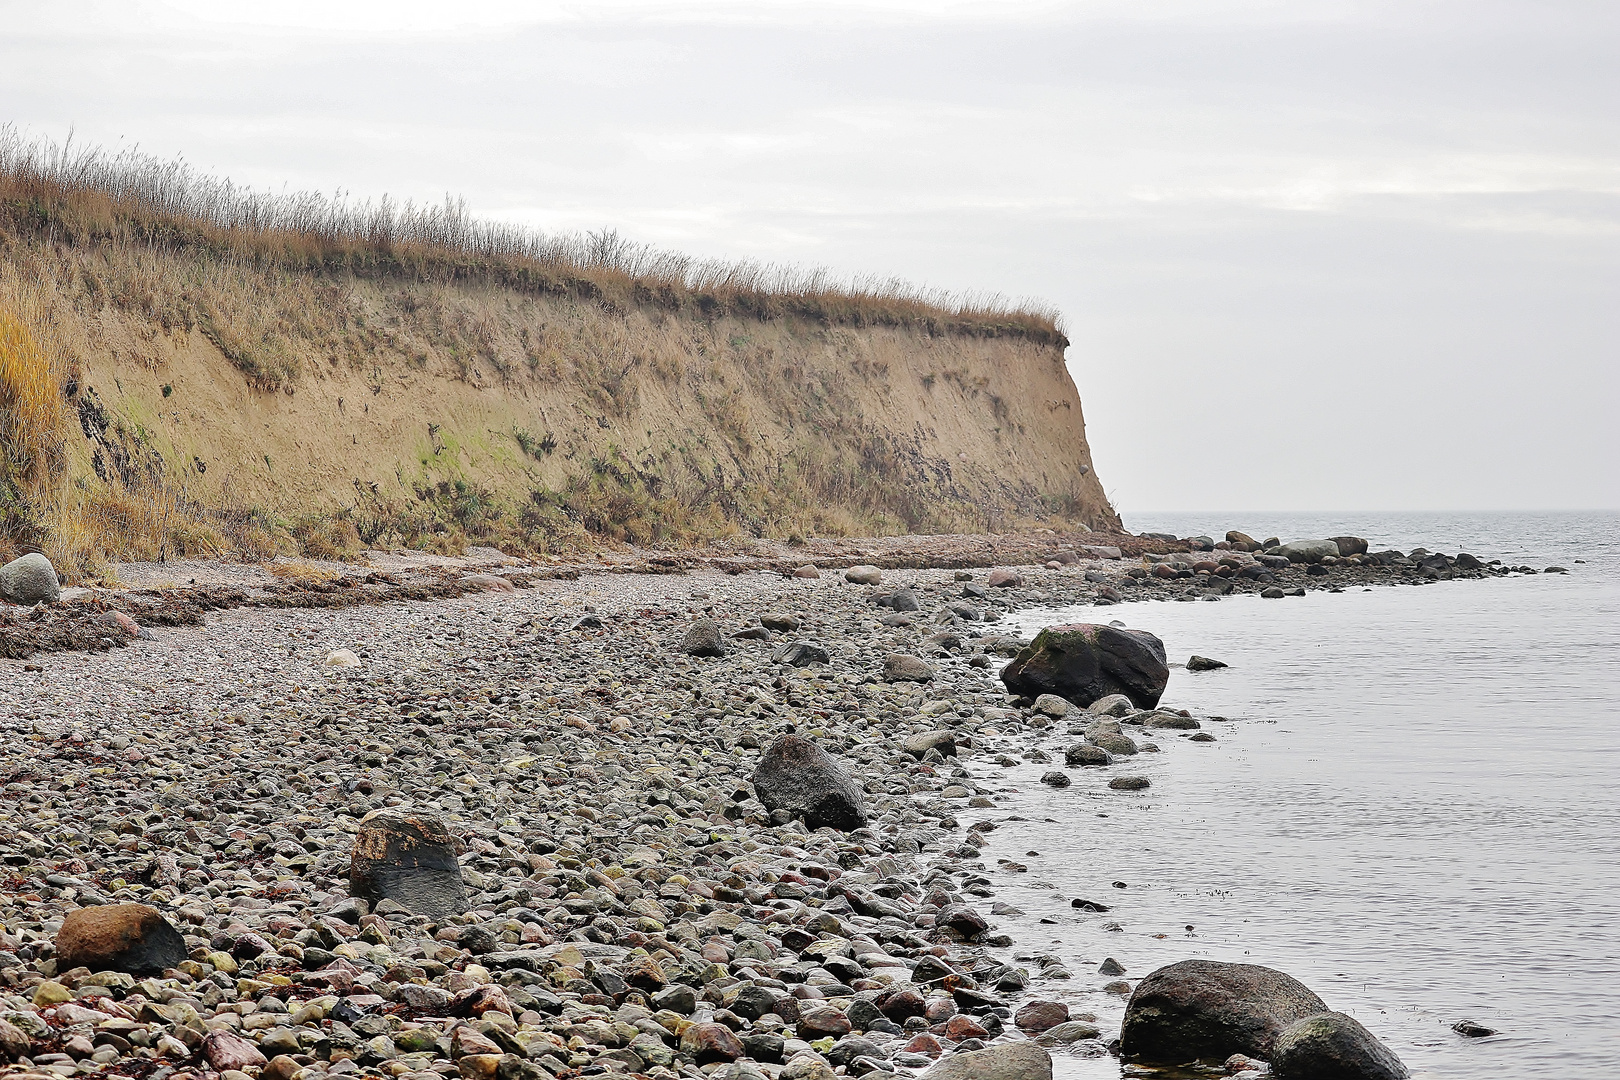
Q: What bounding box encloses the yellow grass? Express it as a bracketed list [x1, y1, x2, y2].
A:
[0, 300, 67, 554]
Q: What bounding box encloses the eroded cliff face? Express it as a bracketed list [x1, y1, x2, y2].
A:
[33, 265, 1116, 553]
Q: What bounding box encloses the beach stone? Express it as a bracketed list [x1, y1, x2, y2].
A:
[679, 619, 728, 657]
[986, 569, 1023, 588]
[1120, 960, 1329, 1064]
[0, 1018, 27, 1061]
[1187, 655, 1227, 671]
[798, 1006, 853, 1039]
[1039, 1019, 1103, 1044]
[203, 1030, 268, 1072]
[681, 1021, 746, 1064]
[349, 811, 468, 920]
[1084, 545, 1122, 559]
[773, 640, 830, 666]
[1040, 770, 1071, 788]
[1261, 587, 1286, 599]
[1000, 623, 1169, 709]
[794, 565, 821, 579]
[1329, 536, 1370, 558]
[901, 730, 956, 759]
[325, 648, 362, 667]
[1099, 958, 1126, 975]
[1142, 712, 1200, 730]
[1087, 729, 1138, 756]
[1064, 743, 1111, 766]
[935, 904, 989, 940]
[882, 654, 934, 682]
[1014, 1000, 1069, 1032]
[845, 565, 883, 585]
[1226, 530, 1259, 548]
[1272, 540, 1340, 564]
[761, 613, 801, 632]
[0, 553, 59, 605]
[920, 1040, 1052, 1080]
[751, 734, 868, 831]
[653, 984, 698, 1014]
[1109, 776, 1150, 790]
[1033, 693, 1075, 719]
[1272, 1012, 1408, 1079]
[461, 573, 516, 593]
[55, 903, 186, 976]
[1086, 693, 1134, 717]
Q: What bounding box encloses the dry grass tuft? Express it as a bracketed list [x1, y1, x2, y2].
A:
[0, 300, 67, 554]
[0, 127, 1065, 349]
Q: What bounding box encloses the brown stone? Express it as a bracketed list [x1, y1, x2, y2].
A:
[54, 903, 186, 976]
[1015, 999, 1070, 1032]
[350, 811, 468, 921]
[797, 1006, 853, 1039]
[202, 1030, 268, 1072]
[942, 1014, 989, 1040]
[679, 1022, 744, 1064]
[986, 569, 1023, 588]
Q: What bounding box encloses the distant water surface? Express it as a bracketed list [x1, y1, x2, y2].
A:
[969, 511, 1620, 1079]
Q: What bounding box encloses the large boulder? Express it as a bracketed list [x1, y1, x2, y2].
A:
[349, 811, 468, 920]
[55, 903, 186, 975]
[1271, 540, 1341, 564]
[1000, 623, 1169, 709]
[0, 553, 59, 605]
[1329, 536, 1370, 558]
[921, 1040, 1052, 1080]
[1120, 960, 1329, 1064]
[750, 735, 868, 832]
[1272, 1012, 1409, 1079]
[679, 619, 728, 657]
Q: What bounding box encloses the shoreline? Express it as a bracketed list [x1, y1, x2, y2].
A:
[0, 534, 1542, 1079]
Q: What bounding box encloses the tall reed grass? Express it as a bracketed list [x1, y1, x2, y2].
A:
[0, 301, 66, 552]
[0, 127, 1065, 344]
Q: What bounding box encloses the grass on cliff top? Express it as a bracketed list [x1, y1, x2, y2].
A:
[0, 127, 1065, 344]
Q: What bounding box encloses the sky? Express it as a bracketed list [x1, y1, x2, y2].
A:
[3, 0, 1616, 516]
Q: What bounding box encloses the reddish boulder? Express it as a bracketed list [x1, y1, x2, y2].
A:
[55, 903, 185, 976]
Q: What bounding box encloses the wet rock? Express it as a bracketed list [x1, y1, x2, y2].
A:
[1033, 693, 1075, 719]
[54, 903, 186, 975]
[920, 1040, 1052, 1080]
[901, 730, 957, 759]
[1261, 587, 1287, 599]
[935, 904, 989, 940]
[883, 654, 934, 682]
[1109, 776, 1150, 791]
[1099, 957, 1126, 975]
[1064, 743, 1112, 766]
[1014, 999, 1069, 1032]
[1329, 536, 1370, 557]
[845, 565, 883, 585]
[1272, 540, 1340, 564]
[1142, 712, 1200, 730]
[1087, 693, 1134, 717]
[203, 1030, 268, 1072]
[1121, 960, 1330, 1064]
[1040, 770, 1071, 788]
[1187, 655, 1227, 671]
[0, 553, 59, 605]
[751, 734, 869, 831]
[1272, 1011, 1409, 1079]
[681, 1022, 745, 1064]
[680, 618, 728, 657]
[798, 1006, 853, 1039]
[1038, 1019, 1103, 1044]
[1000, 623, 1169, 709]
[773, 640, 831, 666]
[1452, 1020, 1498, 1038]
[349, 811, 469, 920]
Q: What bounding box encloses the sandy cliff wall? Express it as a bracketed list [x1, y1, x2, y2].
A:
[3, 237, 1114, 566]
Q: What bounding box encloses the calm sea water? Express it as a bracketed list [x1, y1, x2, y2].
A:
[972, 511, 1620, 1079]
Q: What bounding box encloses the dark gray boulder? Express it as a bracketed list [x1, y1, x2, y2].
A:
[1064, 743, 1112, 766]
[349, 811, 468, 921]
[679, 619, 728, 657]
[1120, 960, 1328, 1064]
[1272, 1012, 1409, 1079]
[750, 735, 868, 831]
[773, 640, 830, 666]
[1187, 655, 1227, 672]
[1000, 623, 1169, 709]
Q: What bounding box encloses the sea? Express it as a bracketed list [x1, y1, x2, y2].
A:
[967, 511, 1620, 1079]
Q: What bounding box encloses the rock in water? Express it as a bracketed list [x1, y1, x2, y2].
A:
[349, 811, 468, 920]
[920, 1040, 1053, 1080]
[1272, 1012, 1409, 1079]
[751, 735, 868, 832]
[680, 618, 728, 657]
[54, 903, 186, 975]
[0, 553, 60, 605]
[1000, 623, 1169, 709]
[1271, 539, 1341, 564]
[1187, 655, 1227, 672]
[1121, 960, 1329, 1064]
[883, 654, 934, 682]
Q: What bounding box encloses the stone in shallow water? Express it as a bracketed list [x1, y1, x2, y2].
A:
[1120, 959, 1329, 1064]
[1272, 1011, 1409, 1080]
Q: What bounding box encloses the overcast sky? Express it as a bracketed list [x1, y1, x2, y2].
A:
[4, 0, 1615, 516]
